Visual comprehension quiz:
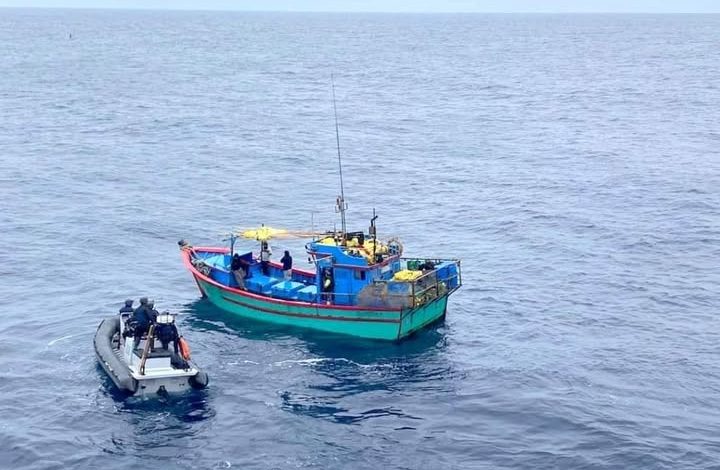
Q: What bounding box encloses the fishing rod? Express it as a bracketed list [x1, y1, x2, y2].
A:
[331, 73, 347, 244]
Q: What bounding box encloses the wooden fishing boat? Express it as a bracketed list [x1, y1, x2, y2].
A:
[179, 81, 461, 340]
[179, 221, 461, 341]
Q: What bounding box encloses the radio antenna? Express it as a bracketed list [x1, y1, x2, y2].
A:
[331, 73, 347, 244]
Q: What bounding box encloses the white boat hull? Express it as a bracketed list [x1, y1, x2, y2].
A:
[94, 316, 208, 397]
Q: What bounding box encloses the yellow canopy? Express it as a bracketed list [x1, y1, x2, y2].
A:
[240, 226, 288, 241]
[237, 227, 324, 241]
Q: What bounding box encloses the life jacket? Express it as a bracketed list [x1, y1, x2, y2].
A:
[321, 267, 334, 292]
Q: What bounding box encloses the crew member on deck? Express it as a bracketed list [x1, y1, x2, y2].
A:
[260, 241, 272, 276]
[155, 312, 180, 354]
[119, 299, 134, 314]
[321, 267, 334, 304]
[147, 300, 159, 324]
[231, 253, 246, 289]
[156, 312, 190, 369]
[131, 297, 151, 347]
[281, 250, 293, 280]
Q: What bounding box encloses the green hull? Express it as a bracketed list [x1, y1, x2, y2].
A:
[195, 275, 448, 341]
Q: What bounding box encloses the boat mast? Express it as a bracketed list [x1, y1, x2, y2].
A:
[331, 74, 347, 244]
[370, 208, 378, 257]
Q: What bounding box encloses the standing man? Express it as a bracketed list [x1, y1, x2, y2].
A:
[260, 241, 272, 276]
[280, 250, 293, 281]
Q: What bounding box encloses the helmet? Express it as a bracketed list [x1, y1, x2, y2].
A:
[139, 297, 149, 305]
[124, 299, 133, 306]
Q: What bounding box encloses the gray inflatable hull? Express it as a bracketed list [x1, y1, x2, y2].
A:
[94, 316, 139, 394]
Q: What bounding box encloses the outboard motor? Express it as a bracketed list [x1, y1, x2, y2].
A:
[189, 371, 209, 389]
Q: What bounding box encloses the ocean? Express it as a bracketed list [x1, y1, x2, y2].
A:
[1, 8, 719, 469]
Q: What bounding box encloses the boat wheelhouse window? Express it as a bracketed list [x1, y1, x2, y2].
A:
[354, 270, 366, 280]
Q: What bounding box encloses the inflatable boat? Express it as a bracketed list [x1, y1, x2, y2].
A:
[94, 308, 208, 397]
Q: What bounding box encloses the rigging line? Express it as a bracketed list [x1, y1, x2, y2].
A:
[331, 73, 347, 239]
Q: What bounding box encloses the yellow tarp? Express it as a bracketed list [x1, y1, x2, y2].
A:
[371, 240, 389, 253]
[241, 226, 288, 241]
[317, 237, 391, 264]
[393, 269, 423, 281]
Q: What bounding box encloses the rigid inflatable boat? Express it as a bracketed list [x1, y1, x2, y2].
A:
[94, 308, 208, 397]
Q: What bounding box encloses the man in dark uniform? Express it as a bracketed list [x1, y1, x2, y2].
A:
[146, 300, 159, 324]
[155, 312, 189, 369]
[155, 312, 180, 354]
[119, 299, 135, 343]
[131, 297, 151, 347]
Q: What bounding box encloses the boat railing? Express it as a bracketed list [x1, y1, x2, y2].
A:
[400, 256, 460, 267]
[318, 290, 443, 309]
[371, 258, 462, 309]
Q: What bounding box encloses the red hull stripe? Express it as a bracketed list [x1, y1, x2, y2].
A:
[219, 294, 401, 324]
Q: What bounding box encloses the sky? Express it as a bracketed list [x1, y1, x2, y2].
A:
[1, 0, 719, 13]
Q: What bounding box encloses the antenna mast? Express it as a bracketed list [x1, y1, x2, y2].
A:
[331, 73, 347, 244]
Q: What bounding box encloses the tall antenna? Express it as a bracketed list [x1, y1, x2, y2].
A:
[331, 73, 347, 242]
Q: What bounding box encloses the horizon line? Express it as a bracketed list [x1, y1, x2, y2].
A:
[2, 5, 720, 14]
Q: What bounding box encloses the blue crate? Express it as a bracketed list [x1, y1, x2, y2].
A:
[246, 275, 280, 294]
[211, 268, 232, 286]
[297, 285, 318, 302]
[270, 281, 305, 300]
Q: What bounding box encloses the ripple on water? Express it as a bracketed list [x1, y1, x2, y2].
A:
[1, 10, 720, 470]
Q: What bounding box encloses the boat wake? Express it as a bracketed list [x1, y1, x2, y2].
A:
[272, 357, 394, 370]
[47, 334, 79, 346]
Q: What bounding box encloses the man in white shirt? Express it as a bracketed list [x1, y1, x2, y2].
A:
[260, 241, 272, 276]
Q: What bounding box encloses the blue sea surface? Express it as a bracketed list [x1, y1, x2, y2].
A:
[1, 9, 720, 469]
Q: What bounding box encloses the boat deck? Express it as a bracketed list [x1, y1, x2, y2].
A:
[191, 250, 461, 308]
[195, 252, 317, 300]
